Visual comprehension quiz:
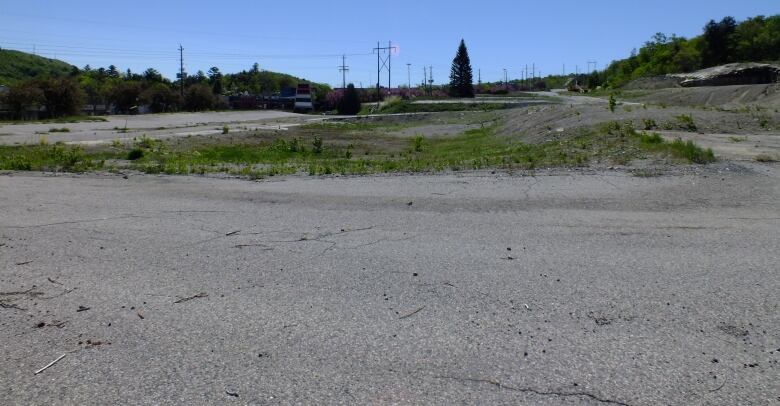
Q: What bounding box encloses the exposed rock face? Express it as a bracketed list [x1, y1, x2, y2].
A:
[670, 63, 780, 87]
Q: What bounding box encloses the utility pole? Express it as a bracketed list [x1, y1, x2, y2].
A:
[503, 68, 507, 90]
[179, 44, 185, 98]
[587, 61, 597, 73]
[478, 68, 481, 85]
[373, 41, 397, 99]
[406, 63, 411, 89]
[525, 65, 528, 89]
[339, 54, 349, 89]
[428, 66, 434, 95]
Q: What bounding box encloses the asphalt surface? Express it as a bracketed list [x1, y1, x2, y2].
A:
[1, 164, 779, 405]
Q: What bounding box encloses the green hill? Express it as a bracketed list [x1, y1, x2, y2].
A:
[0, 49, 76, 85]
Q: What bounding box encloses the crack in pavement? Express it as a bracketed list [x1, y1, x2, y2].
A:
[5, 215, 152, 229]
[434, 375, 631, 406]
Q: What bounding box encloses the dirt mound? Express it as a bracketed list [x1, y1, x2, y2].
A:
[670, 63, 780, 87]
[630, 84, 780, 109]
[623, 76, 682, 90]
[497, 103, 778, 144]
[624, 63, 780, 90]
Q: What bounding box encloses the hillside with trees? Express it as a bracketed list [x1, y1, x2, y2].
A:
[0, 49, 76, 85]
[0, 49, 332, 119]
[602, 15, 780, 87]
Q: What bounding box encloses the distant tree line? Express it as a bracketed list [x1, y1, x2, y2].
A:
[1, 61, 331, 119]
[601, 15, 780, 87]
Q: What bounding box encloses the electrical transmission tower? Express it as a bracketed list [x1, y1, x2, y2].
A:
[338, 55, 349, 89]
[373, 41, 397, 99]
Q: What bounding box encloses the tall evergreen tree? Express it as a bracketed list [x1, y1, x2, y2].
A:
[449, 39, 474, 98]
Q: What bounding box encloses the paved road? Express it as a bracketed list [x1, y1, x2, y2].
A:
[1, 164, 779, 405]
[0, 110, 308, 146]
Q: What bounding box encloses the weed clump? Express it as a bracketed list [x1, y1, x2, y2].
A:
[127, 148, 144, 160]
[312, 136, 323, 154]
[412, 135, 424, 152]
[675, 114, 697, 131]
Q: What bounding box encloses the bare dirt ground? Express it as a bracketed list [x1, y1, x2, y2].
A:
[1, 163, 778, 405]
[624, 83, 780, 110]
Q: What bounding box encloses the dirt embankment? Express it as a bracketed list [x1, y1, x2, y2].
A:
[498, 103, 778, 143]
[628, 84, 780, 109]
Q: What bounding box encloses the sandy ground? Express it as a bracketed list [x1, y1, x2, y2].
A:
[1, 163, 778, 405]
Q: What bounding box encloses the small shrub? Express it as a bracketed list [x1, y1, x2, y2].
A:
[675, 114, 697, 131]
[222, 125, 229, 134]
[111, 139, 123, 148]
[642, 118, 657, 130]
[134, 135, 155, 149]
[312, 136, 323, 154]
[49, 127, 70, 133]
[127, 148, 144, 160]
[38, 136, 48, 146]
[412, 135, 424, 152]
[608, 94, 617, 113]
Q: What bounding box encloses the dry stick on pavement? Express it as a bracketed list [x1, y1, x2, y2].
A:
[34, 354, 66, 375]
[398, 306, 426, 320]
[174, 292, 208, 304]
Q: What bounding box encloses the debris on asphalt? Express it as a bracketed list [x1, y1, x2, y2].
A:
[76, 306, 90, 312]
[225, 389, 239, 398]
[174, 292, 208, 304]
[34, 354, 66, 375]
[47, 277, 63, 286]
[15, 261, 33, 266]
[398, 306, 426, 320]
[225, 230, 240, 236]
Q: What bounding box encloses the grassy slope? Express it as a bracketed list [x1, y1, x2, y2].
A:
[0, 49, 75, 85]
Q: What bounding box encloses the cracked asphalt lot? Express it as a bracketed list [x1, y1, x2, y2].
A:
[1, 164, 779, 405]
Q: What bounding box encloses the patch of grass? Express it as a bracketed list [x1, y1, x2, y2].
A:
[667, 139, 714, 163]
[728, 136, 748, 143]
[0, 144, 115, 172]
[48, 127, 70, 133]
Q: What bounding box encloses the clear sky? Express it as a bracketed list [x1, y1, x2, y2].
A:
[1, 0, 777, 87]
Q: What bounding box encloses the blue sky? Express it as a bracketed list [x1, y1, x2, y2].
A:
[0, 0, 777, 87]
